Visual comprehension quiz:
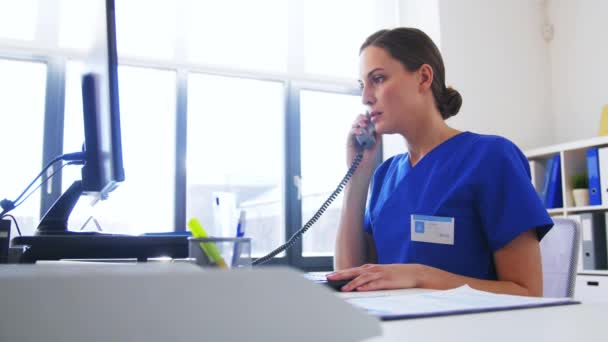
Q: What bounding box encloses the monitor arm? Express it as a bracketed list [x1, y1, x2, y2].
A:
[37, 180, 83, 234]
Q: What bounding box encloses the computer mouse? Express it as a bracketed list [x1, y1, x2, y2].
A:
[323, 278, 352, 291]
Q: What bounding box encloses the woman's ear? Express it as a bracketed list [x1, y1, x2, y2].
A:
[418, 64, 434, 90]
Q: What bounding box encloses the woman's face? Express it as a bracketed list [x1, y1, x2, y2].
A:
[359, 46, 424, 134]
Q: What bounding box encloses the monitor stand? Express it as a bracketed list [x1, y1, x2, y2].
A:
[12, 234, 188, 263]
[36, 180, 85, 235]
[11, 181, 188, 263]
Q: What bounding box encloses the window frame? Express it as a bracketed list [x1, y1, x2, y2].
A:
[288, 81, 370, 270]
[0, 53, 61, 229]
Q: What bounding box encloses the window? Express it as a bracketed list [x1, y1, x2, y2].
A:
[1, 0, 408, 269]
[187, 74, 285, 257]
[114, 0, 177, 59]
[60, 0, 178, 58]
[302, 0, 396, 78]
[63, 63, 177, 234]
[0, 59, 47, 235]
[0, 0, 38, 41]
[58, 0, 99, 50]
[186, 0, 288, 72]
[299, 90, 363, 256]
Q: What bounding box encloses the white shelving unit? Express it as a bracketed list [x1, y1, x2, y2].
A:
[525, 136, 608, 301]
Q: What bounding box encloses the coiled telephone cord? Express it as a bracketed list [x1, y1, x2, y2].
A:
[253, 151, 364, 266]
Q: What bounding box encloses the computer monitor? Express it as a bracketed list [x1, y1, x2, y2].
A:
[8, 0, 194, 262]
[36, 0, 123, 234]
[80, 0, 124, 197]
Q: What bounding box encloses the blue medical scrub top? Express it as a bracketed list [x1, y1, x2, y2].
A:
[363, 132, 553, 280]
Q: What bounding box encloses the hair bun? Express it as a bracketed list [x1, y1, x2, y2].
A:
[442, 87, 462, 119]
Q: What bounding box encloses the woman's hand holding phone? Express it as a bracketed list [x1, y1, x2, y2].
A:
[347, 112, 381, 174]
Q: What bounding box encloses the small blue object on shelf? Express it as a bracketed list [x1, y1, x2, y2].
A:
[587, 147, 602, 205]
[539, 157, 554, 206]
[545, 154, 562, 209]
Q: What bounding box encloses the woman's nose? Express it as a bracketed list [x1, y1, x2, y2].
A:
[361, 86, 375, 106]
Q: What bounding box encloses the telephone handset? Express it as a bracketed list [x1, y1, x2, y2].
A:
[252, 113, 375, 266]
[355, 112, 376, 150]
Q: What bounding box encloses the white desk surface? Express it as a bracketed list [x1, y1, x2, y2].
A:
[337, 289, 607, 342]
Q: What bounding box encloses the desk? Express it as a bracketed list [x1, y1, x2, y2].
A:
[0, 264, 381, 342]
[2, 264, 606, 341]
[337, 289, 606, 342]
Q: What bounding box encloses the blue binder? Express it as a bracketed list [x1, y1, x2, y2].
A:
[539, 157, 554, 207]
[587, 147, 602, 205]
[545, 154, 563, 208]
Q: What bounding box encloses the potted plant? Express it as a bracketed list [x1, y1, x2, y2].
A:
[571, 172, 589, 207]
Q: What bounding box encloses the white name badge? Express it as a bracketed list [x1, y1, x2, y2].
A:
[410, 214, 455, 245]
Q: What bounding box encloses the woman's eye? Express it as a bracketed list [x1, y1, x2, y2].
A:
[372, 75, 385, 84]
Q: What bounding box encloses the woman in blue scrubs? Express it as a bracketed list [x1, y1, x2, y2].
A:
[328, 28, 553, 296]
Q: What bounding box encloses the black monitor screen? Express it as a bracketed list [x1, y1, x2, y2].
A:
[80, 0, 124, 199]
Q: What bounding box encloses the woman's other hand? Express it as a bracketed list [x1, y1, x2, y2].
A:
[327, 263, 421, 292]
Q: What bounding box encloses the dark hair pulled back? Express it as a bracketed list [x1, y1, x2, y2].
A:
[361, 28, 462, 119]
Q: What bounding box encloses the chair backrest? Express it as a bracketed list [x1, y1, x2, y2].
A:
[539, 217, 580, 298]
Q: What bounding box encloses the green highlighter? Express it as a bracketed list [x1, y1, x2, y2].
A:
[187, 218, 228, 269]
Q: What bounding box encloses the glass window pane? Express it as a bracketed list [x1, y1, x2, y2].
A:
[300, 90, 362, 256]
[58, 0, 101, 50]
[187, 74, 285, 257]
[0, 59, 46, 235]
[0, 0, 37, 41]
[303, 0, 396, 78]
[186, 0, 287, 72]
[64, 63, 177, 234]
[114, 0, 177, 59]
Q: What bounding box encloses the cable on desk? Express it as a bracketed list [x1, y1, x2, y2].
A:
[0, 152, 84, 218]
[13, 162, 72, 209]
[2, 214, 21, 236]
[1, 162, 74, 237]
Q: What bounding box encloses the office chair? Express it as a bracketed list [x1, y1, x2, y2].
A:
[539, 217, 580, 298]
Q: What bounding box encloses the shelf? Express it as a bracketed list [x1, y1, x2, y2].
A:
[525, 135, 608, 159]
[565, 205, 608, 213]
[578, 270, 608, 276]
[544, 205, 608, 215]
[547, 208, 565, 215]
[528, 136, 608, 299]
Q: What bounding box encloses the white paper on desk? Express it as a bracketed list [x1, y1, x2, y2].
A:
[345, 285, 578, 320]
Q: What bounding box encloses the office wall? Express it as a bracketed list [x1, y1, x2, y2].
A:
[438, 0, 554, 150]
[548, 0, 608, 143]
[384, 0, 554, 158]
[382, 0, 442, 159]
